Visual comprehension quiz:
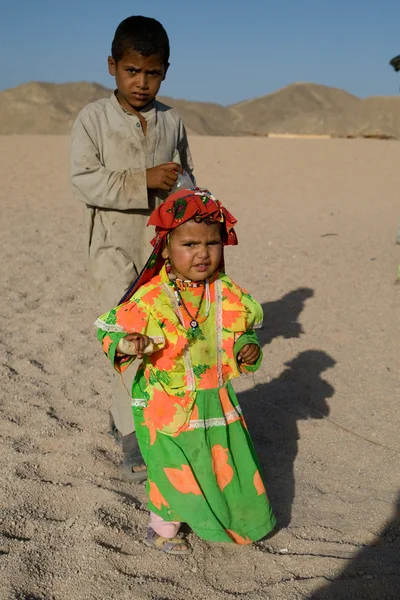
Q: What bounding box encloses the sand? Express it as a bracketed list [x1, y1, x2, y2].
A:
[0, 135, 399, 600]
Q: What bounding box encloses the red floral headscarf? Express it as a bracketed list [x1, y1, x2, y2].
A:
[119, 188, 238, 304]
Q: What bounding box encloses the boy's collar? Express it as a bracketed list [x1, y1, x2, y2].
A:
[110, 91, 157, 119]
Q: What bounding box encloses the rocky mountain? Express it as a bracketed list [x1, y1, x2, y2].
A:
[1, 81, 399, 139]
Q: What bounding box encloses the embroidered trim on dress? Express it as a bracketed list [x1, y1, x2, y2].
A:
[188, 407, 243, 430]
[215, 279, 223, 387]
[94, 319, 165, 343]
[131, 398, 147, 408]
[94, 319, 125, 332]
[162, 282, 195, 391]
[94, 319, 164, 344]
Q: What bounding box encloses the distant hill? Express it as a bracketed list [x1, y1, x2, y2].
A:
[158, 97, 240, 136]
[230, 82, 360, 133]
[1, 81, 400, 138]
[0, 81, 237, 136]
[0, 82, 111, 134]
[230, 83, 400, 138]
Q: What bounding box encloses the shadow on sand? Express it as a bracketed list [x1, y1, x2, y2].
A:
[257, 287, 315, 347]
[307, 492, 400, 599]
[238, 288, 336, 529]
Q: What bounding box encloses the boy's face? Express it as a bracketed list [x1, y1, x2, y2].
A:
[108, 50, 168, 112]
[162, 220, 223, 282]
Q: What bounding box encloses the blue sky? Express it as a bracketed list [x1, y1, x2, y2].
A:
[1, 0, 400, 104]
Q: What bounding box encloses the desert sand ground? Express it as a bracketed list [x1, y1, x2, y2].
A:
[0, 135, 399, 600]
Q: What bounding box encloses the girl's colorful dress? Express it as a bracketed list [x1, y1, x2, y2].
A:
[96, 264, 276, 544]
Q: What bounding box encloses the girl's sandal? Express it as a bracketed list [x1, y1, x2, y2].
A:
[144, 527, 192, 555]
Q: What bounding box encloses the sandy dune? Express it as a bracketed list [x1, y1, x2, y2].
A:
[0, 135, 399, 599]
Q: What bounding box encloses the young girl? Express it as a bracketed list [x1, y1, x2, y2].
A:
[96, 188, 275, 554]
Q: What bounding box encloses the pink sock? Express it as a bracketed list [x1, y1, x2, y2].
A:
[150, 511, 181, 538]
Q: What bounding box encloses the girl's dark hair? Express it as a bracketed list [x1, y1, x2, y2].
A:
[111, 16, 170, 66]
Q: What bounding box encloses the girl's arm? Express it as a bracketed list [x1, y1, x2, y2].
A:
[233, 284, 264, 372]
[234, 331, 263, 373]
[95, 302, 165, 373]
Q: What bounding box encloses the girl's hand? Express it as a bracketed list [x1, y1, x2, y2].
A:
[237, 344, 260, 365]
[121, 333, 151, 359]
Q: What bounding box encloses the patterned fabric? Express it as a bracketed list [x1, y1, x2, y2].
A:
[135, 383, 275, 544]
[118, 188, 238, 304]
[96, 264, 276, 543]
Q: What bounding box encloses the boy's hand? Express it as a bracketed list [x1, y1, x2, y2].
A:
[122, 333, 150, 359]
[146, 163, 183, 191]
[237, 344, 260, 365]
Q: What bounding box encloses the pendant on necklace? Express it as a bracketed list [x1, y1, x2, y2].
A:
[190, 320, 198, 329]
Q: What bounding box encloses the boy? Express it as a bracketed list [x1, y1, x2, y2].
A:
[70, 16, 195, 481]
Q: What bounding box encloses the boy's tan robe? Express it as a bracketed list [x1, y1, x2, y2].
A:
[70, 92, 195, 435]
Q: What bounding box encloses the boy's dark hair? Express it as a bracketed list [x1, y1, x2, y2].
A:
[111, 16, 170, 66]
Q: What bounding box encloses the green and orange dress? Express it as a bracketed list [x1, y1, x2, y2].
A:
[96, 265, 275, 544]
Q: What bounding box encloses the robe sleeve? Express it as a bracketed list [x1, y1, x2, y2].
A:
[95, 300, 165, 373]
[70, 114, 149, 211]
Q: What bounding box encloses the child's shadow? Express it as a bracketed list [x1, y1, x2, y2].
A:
[238, 288, 336, 530]
[307, 491, 400, 599]
[258, 288, 314, 346]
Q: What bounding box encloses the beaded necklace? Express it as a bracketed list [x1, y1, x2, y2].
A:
[170, 278, 211, 340]
[166, 249, 211, 336]
[173, 281, 209, 329]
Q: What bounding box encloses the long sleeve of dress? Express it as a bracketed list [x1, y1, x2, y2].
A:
[234, 331, 263, 373]
[234, 289, 264, 373]
[70, 115, 149, 211]
[96, 301, 165, 373]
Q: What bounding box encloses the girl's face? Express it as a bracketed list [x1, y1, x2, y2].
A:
[163, 220, 223, 281]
